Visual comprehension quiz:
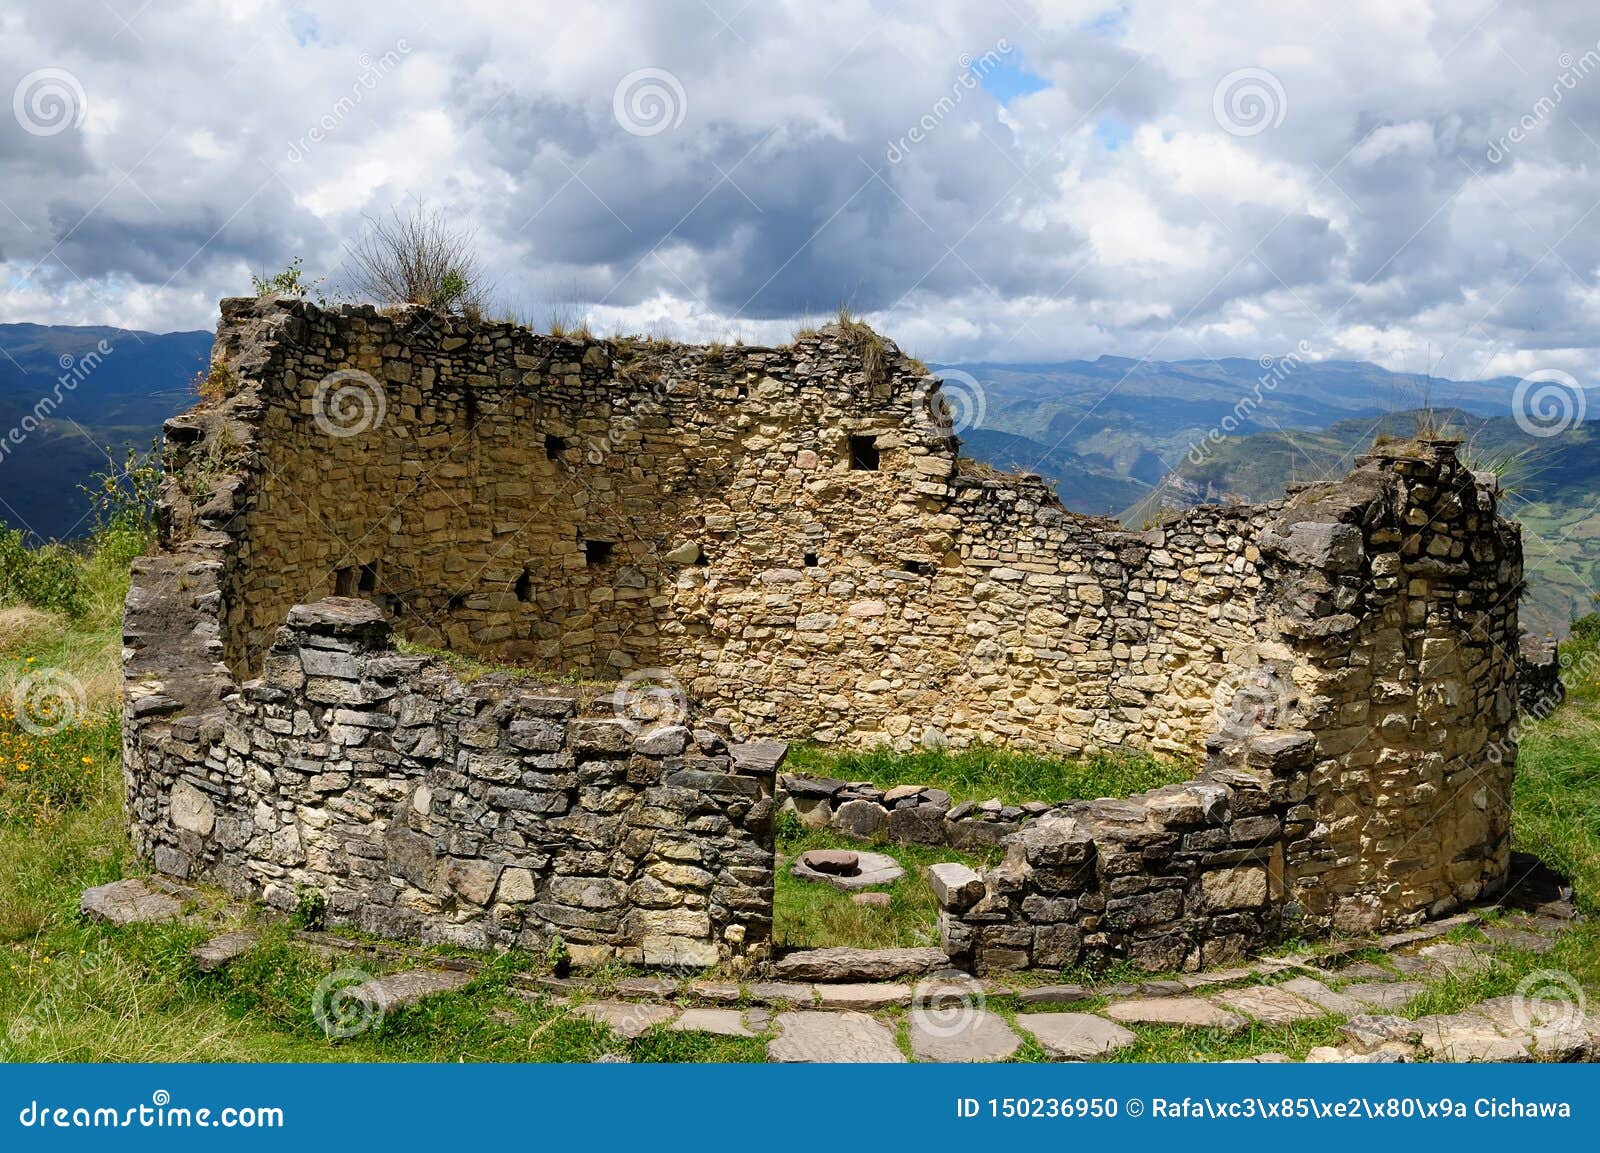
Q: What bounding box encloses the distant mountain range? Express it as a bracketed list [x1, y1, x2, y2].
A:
[2, 323, 1593, 632]
[0, 323, 211, 540]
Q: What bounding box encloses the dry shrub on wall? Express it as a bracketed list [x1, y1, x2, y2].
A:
[342, 203, 493, 317]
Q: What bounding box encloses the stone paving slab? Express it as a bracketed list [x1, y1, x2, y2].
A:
[671, 1008, 757, 1038]
[815, 983, 913, 1009]
[767, 1011, 906, 1063]
[1017, 984, 1093, 1007]
[1278, 976, 1366, 1018]
[1471, 996, 1596, 1061]
[1481, 926, 1557, 954]
[80, 880, 183, 926]
[1334, 961, 1401, 982]
[1018, 1012, 1138, 1060]
[745, 981, 817, 1004]
[1414, 1011, 1530, 1063]
[191, 930, 258, 972]
[574, 1000, 680, 1039]
[909, 1008, 1022, 1063]
[772, 946, 947, 982]
[1212, 984, 1327, 1025]
[352, 969, 473, 1012]
[686, 981, 744, 1004]
[1342, 980, 1425, 1012]
[1415, 942, 1492, 978]
[1102, 997, 1246, 1031]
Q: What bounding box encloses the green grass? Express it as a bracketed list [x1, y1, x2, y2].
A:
[773, 824, 999, 951]
[784, 742, 1193, 807]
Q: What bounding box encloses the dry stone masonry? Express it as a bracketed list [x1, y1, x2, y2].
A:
[122, 296, 1524, 970]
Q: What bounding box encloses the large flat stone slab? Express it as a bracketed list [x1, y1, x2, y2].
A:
[1212, 985, 1327, 1026]
[1018, 1012, 1138, 1060]
[1278, 976, 1365, 1017]
[574, 1000, 680, 1039]
[1472, 996, 1596, 1061]
[80, 880, 183, 926]
[1416, 942, 1492, 978]
[814, 983, 913, 1010]
[352, 968, 473, 1012]
[1342, 980, 1426, 1012]
[1414, 1011, 1531, 1063]
[191, 930, 259, 972]
[671, 1008, 758, 1037]
[789, 851, 904, 891]
[1017, 984, 1093, 1007]
[744, 981, 817, 1004]
[767, 1011, 907, 1063]
[772, 946, 947, 982]
[1102, 997, 1246, 1031]
[909, 1008, 1021, 1063]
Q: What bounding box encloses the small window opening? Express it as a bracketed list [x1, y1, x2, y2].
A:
[358, 563, 379, 594]
[334, 566, 357, 597]
[584, 540, 615, 566]
[446, 592, 467, 612]
[803, 551, 819, 567]
[545, 433, 566, 459]
[848, 435, 880, 471]
[904, 560, 932, 576]
[514, 569, 532, 602]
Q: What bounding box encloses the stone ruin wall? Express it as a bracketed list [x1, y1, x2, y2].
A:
[200, 295, 1284, 757]
[120, 296, 1524, 971]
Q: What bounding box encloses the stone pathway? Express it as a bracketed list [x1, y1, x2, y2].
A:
[73, 873, 1598, 1065]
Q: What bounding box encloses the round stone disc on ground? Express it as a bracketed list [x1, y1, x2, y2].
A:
[909, 1008, 1021, 1062]
[766, 1011, 907, 1063]
[789, 851, 904, 890]
[1017, 1012, 1137, 1060]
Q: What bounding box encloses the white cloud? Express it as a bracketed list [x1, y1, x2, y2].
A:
[0, 0, 1596, 385]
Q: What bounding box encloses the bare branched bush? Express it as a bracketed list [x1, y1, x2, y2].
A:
[342, 204, 491, 315]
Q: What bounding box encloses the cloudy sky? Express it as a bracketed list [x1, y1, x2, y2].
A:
[3, 0, 1600, 379]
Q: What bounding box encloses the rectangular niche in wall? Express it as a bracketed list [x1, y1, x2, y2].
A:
[545, 433, 566, 459]
[848, 435, 880, 471]
[584, 540, 615, 565]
